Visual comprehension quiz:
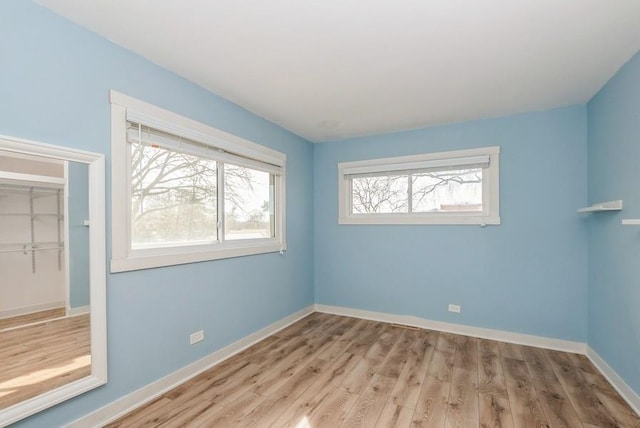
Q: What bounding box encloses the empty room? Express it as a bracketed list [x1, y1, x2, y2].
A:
[1, 0, 639, 427]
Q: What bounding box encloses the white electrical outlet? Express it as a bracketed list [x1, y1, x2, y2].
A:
[190, 330, 204, 345]
[448, 304, 461, 313]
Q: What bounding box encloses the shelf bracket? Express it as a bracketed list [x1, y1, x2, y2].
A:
[577, 200, 623, 213]
[622, 219, 640, 225]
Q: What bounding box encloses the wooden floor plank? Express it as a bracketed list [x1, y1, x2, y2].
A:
[453, 335, 478, 371]
[564, 353, 640, 428]
[375, 403, 415, 428]
[270, 352, 361, 427]
[249, 326, 339, 397]
[444, 368, 479, 428]
[479, 393, 515, 428]
[500, 356, 549, 428]
[345, 320, 387, 356]
[522, 346, 585, 428]
[545, 349, 619, 428]
[427, 346, 456, 383]
[411, 375, 452, 427]
[377, 328, 411, 378]
[479, 339, 515, 428]
[340, 356, 375, 395]
[367, 326, 405, 375]
[499, 342, 525, 361]
[444, 335, 480, 428]
[579, 369, 640, 428]
[316, 318, 367, 361]
[436, 332, 458, 353]
[340, 373, 397, 428]
[479, 339, 508, 396]
[273, 312, 331, 339]
[306, 386, 359, 428]
[106, 397, 173, 428]
[162, 359, 254, 403]
[153, 399, 214, 428]
[0, 307, 66, 331]
[235, 357, 332, 427]
[0, 314, 90, 410]
[389, 329, 437, 409]
[188, 391, 263, 428]
[106, 314, 638, 428]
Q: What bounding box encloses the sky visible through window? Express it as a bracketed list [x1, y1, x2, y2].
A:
[352, 168, 482, 214]
[130, 142, 272, 249]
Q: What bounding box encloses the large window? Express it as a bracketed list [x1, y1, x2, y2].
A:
[338, 146, 499, 225]
[110, 91, 286, 272]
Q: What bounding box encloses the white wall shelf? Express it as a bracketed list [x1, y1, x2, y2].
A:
[621, 219, 640, 225]
[577, 200, 623, 213]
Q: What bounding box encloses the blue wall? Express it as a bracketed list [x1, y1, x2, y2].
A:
[3, 0, 639, 425]
[1, 1, 314, 426]
[68, 161, 90, 309]
[314, 107, 589, 342]
[587, 51, 640, 395]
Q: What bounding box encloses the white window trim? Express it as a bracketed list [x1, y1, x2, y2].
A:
[110, 90, 286, 273]
[338, 146, 500, 226]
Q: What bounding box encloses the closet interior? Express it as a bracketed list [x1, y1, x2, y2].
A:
[0, 152, 67, 330]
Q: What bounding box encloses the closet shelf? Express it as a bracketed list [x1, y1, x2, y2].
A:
[577, 200, 623, 213]
[621, 219, 640, 225]
[0, 181, 64, 273]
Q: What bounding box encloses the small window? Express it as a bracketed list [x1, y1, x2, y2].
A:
[338, 146, 500, 225]
[110, 91, 286, 272]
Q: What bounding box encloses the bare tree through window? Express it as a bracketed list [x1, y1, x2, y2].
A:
[352, 168, 482, 214]
[130, 142, 269, 248]
[224, 165, 272, 240]
[352, 175, 408, 213]
[412, 168, 482, 212]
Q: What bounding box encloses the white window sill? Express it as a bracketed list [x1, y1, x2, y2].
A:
[110, 242, 285, 273]
[339, 214, 501, 226]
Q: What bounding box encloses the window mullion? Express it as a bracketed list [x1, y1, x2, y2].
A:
[269, 174, 276, 238]
[217, 162, 225, 243]
[347, 177, 354, 215]
[407, 174, 413, 213]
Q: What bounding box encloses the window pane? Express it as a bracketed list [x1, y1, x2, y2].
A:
[412, 168, 482, 212]
[352, 175, 409, 214]
[224, 165, 273, 240]
[130, 142, 217, 249]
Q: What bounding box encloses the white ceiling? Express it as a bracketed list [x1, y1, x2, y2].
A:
[37, 0, 640, 142]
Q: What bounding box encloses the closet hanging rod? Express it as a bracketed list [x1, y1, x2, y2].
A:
[0, 245, 64, 254]
[0, 212, 63, 217]
[0, 241, 64, 248]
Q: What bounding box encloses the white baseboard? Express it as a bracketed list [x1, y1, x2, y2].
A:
[0, 301, 65, 320]
[314, 304, 586, 354]
[68, 305, 90, 317]
[65, 305, 315, 428]
[586, 346, 640, 415]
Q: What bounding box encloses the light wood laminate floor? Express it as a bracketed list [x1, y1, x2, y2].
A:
[0, 307, 66, 331]
[0, 313, 91, 409]
[107, 313, 640, 428]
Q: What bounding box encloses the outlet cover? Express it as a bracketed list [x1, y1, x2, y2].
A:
[448, 304, 461, 313]
[190, 330, 204, 345]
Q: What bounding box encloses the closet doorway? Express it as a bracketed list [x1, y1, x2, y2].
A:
[0, 149, 91, 409]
